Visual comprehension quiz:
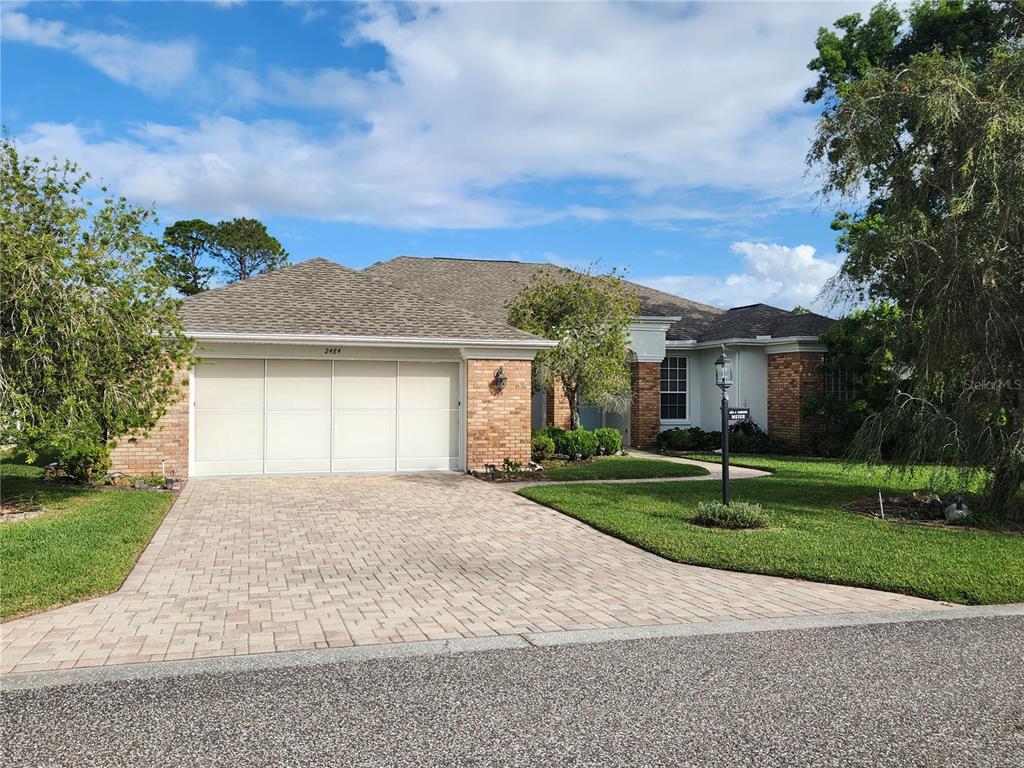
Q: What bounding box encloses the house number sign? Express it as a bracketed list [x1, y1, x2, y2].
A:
[323, 347, 345, 355]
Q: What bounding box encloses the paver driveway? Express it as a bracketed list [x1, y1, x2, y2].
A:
[1, 474, 940, 675]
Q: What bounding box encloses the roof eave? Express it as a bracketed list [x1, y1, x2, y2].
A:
[187, 330, 557, 350]
[666, 335, 824, 349]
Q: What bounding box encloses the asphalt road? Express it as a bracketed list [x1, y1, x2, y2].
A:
[3, 616, 1023, 767]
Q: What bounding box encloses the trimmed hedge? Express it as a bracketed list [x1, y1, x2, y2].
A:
[657, 420, 787, 455]
[561, 428, 600, 458]
[532, 425, 623, 461]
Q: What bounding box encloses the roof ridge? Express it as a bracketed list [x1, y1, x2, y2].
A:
[182, 257, 350, 303]
[377, 255, 723, 314]
[392, 254, 548, 266]
[626, 279, 724, 315]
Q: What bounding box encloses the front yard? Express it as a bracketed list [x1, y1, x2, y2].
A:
[0, 462, 175, 620]
[519, 455, 1024, 605]
[542, 455, 708, 481]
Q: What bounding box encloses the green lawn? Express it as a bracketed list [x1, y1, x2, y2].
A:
[520, 455, 1024, 605]
[542, 456, 709, 481]
[0, 462, 175, 620]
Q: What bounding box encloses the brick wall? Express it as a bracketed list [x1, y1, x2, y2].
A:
[767, 351, 824, 450]
[544, 382, 573, 430]
[630, 361, 661, 448]
[466, 359, 532, 469]
[109, 368, 190, 479]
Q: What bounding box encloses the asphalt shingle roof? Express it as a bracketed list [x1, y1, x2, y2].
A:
[696, 303, 834, 343]
[363, 256, 724, 340]
[180, 258, 544, 343]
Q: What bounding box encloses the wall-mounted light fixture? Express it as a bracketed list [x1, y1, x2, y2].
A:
[493, 366, 508, 393]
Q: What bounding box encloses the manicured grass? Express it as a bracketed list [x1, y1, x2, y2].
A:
[0, 463, 174, 620]
[520, 455, 1024, 605]
[542, 456, 709, 481]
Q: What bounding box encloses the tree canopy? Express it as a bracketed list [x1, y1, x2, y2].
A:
[156, 216, 289, 291]
[210, 217, 289, 282]
[506, 266, 640, 429]
[157, 218, 217, 296]
[0, 138, 192, 478]
[807, 0, 1024, 515]
[802, 302, 911, 454]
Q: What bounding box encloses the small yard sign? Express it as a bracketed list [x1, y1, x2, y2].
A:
[728, 407, 750, 421]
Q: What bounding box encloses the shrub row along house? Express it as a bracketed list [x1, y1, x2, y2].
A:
[111, 256, 833, 479]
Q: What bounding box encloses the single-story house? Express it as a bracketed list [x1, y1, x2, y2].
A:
[111, 256, 833, 479]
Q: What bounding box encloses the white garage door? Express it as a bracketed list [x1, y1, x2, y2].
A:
[193, 359, 462, 476]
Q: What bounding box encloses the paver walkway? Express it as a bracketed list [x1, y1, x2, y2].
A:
[495, 450, 770, 491]
[1, 474, 941, 675]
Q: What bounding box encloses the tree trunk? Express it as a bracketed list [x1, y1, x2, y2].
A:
[987, 459, 1022, 520]
[564, 382, 580, 430]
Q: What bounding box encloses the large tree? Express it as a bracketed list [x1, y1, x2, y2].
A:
[212, 217, 289, 282]
[806, 0, 1024, 515]
[157, 218, 217, 295]
[506, 266, 640, 429]
[801, 302, 912, 454]
[0, 139, 192, 478]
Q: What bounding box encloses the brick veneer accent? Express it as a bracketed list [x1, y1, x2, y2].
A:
[109, 368, 190, 479]
[466, 359, 532, 469]
[767, 351, 825, 450]
[545, 382, 573, 430]
[630, 361, 661, 449]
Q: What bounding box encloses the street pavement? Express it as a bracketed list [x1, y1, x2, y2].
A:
[3, 614, 1023, 767]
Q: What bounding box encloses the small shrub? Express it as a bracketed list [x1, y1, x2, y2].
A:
[531, 431, 556, 462]
[593, 427, 622, 455]
[658, 427, 704, 451]
[728, 420, 771, 453]
[502, 457, 523, 473]
[38, 438, 112, 482]
[561, 428, 600, 458]
[766, 433, 790, 454]
[537, 426, 566, 452]
[700, 430, 723, 451]
[692, 500, 769, 529]
[811, 435, 847, 458]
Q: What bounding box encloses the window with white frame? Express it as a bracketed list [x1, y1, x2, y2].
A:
[660, 355, 687, 420]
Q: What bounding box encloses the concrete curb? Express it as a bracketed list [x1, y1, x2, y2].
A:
[4, 602, 1022, 692]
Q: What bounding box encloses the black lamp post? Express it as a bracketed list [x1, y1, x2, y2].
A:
[714, 346, 733, 505]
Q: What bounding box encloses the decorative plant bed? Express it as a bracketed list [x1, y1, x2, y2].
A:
[844, 492, 1023, 533]
[471, 458, 546, 483]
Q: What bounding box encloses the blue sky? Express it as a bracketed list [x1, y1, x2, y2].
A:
[2, 1, 873, 311]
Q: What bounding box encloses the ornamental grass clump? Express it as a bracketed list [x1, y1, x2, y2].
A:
[692, 500, 769, 530]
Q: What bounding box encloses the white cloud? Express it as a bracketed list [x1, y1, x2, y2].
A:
[18, 119, 522, 228]
[640, 242, 841, 311]
[7, 2, 874, 227]
[2, 7, 196, 91]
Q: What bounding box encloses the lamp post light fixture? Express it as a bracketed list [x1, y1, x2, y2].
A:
[714, 346, 733, 505]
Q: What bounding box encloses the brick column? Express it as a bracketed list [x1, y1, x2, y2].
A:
[544, 382, 573, 430]
[466, 359, 532, 469]
[767, 351, 824, 450]
[109, 366, 190, 479]
[630, 361, 661, 448]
